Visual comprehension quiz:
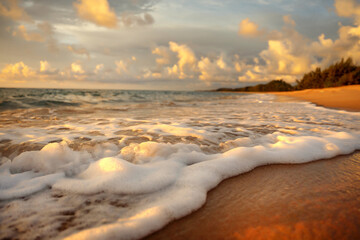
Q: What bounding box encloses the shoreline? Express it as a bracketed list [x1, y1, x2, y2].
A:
[144, 87, 360, 239]
[271, 85, 360, 112]
[218, 85, 360, 112]
[146, 151, 360, 240]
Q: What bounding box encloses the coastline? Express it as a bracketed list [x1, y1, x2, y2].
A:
[270, 85, 360, 112]
[146, 151, 360, 240]
[144, 87, 360, 240]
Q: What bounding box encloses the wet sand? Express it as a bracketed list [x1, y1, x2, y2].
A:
[271, 85, 360, 111]
[146, 151, 360, 240]
[145, 88, 360, 239]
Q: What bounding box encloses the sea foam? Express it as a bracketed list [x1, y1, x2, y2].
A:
[0, 89, 359, 240]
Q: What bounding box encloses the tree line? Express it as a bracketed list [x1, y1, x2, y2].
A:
[216, 57, 360, 92]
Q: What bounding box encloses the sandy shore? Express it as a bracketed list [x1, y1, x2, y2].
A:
[144, 87, 360, 240]
[146, 152, 360, 240]
[271, 85, 360, 111]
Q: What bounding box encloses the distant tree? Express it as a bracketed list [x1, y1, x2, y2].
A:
[215, 57, 360, 92]
[296, 57, 358, 89]
[219, 80, 293, 92]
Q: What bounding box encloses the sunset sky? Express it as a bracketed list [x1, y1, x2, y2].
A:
[0, 0, 359, 90]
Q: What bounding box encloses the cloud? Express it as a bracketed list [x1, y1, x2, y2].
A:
[115, 60, 128, 74]
[167, 41, 197, 79]
[283, 15, 295, 26]
[198, 56, 233, 84]
[260, 39, 312, 75]
[40, 61, 50, 72]
[12, 25, 44, 42]
[74, 0, 118, 28]
[114, 56, 138, 77]
[148, 42, 241, 85]
[94, 64, 104, 74]
[71, 62, 85, 74]
[12, 21, 59, 53]
[67, 45, 90, 59]
[0, 0, 32, 22]
[0, 61, 35, 79]
[234, 5, 360, 83]
[238, 18, 263, 37]
[152, 46, 171, 65]
[121, 13, 154, 27]
[334, 0, 360, 24]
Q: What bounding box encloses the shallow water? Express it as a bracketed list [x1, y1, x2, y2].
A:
[0, 88, 359, 240]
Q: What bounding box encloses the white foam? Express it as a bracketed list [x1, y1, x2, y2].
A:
[10, 142, 92, 175]
[1, 92, 360, 239]
[62, 131, 360, 240]
[53, 157, 182, 195]
[124, 123, 223, 141]
[0, 160, 64, 200]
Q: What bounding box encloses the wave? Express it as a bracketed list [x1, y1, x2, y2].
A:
[1, 132, 359, 240]
[0, 100, 25, 110]
[0, 88, 359, 240]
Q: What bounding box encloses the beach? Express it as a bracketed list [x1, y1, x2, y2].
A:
[146, 152, 360, 240]
[272, 85, 360, 112]
[2, 0, 360, 239]
[145, 86, 360, 240]
[0, 88, 359, 240]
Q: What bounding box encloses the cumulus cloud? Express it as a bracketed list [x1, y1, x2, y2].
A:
[147, 41, 241, 85]
[39, 61, 54, 73]
[0, 61, 61, 82]
[0, 61, 35, 79]
[238, 18, 264, 37]
[167, 41, 197, 79]
[67, 45, 90, 59]
[71, 62, 85, 74]
[0, 0, 32, 22]
[198, 56, 234, 84]
[233, 5, 360, 83]
[74, 0, 118, 28]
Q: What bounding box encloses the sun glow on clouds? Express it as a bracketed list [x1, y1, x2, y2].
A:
[1, 62, 35, 78]
[1, 0, 360, 89]
[74, 0, 118, 28]
[238, 18, 263, 37]
[71, 62, 85, 74]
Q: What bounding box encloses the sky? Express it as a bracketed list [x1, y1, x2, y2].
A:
[0, 0, 360, 90]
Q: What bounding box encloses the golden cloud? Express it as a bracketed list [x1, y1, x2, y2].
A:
[238, 18, 263, 37]
[74, 0, 117, 28]
[1, 61, 35, 78]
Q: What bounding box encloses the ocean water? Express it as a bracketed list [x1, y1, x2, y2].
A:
[0, 88, 359, 240]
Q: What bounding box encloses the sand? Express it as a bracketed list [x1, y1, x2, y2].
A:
[145, 87, 360, 240]
[271, 85, 360, 111]
[146, 152, 360, 240]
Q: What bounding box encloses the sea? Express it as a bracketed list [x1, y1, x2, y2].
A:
[0, 88, 359, 240]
